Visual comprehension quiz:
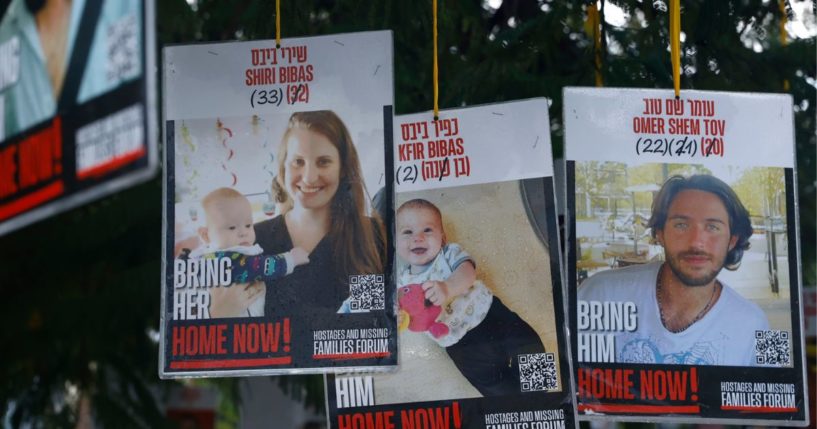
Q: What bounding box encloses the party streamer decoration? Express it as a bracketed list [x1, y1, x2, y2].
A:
[180, 121, 200, 201]
[217, 118, 237, 186]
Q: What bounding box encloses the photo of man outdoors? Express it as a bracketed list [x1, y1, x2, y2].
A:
[578, 173, 783, 367]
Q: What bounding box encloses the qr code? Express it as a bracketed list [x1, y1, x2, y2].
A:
[519, 352, 557, 392]
[106, 14, 139, 82]
[755, 330, 791, 366]
[348, 275, 385, 311]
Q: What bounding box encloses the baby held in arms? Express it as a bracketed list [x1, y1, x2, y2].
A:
[176, 187, 309, 318]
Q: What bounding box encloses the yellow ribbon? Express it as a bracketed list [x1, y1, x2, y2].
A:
[669, 0, 681, 98]
[586, 2, 603, 87]
[276, 0, 281, 47]
[780, 0, 790, 91]
[433, 0, 439, 120]
[779, 0, 788, 47]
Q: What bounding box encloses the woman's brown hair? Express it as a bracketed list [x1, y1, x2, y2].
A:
[274, 111, 386, 280]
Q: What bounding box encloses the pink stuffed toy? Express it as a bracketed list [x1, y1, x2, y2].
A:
[398, 283, 449, 338]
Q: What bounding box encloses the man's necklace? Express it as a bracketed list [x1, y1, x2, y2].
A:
[656, 265, 720, 333]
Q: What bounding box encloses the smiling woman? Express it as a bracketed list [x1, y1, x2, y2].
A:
[256, 111, 386, 326]
[204, 111, 386, 328]
[280, 123, 342, 214]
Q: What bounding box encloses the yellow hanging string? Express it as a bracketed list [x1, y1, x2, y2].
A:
[780, 0, 790, 91]
[586, 2, 603, 87]
[433, 0, 439, 120]
[669, 0, 681, 98]
[276, 0, 281, 47]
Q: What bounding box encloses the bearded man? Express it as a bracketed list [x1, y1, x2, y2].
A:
[578, 174, 769, 366]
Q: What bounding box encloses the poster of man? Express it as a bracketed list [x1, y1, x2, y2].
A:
[565, 87, 808, 424]
[576, 167, 787, 366]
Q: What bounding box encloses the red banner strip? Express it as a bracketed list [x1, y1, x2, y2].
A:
[312, 352, 391, 360]
[169, 356, 292, 369]
[0, 180, 64, 222]
[721, 405, 798, 413]
[578, 403, 700, 414]
[77, 146, 146, 180]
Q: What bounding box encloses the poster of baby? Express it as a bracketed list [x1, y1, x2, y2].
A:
[564, 87, 809, 425]
[326, 99, 576, 429]
[160, 31, 397, 377]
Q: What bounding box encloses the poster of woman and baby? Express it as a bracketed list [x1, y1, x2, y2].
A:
[160, 31, 397, 376]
